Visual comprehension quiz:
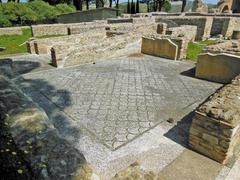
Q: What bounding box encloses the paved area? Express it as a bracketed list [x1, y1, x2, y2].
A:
[15, 55, 222, 150]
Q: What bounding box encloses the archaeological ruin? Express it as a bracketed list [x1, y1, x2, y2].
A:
[0, 2, 240, 179]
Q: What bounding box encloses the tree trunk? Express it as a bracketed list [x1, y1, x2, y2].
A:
[109, 0, 112, 8]
[127, 0, 131, 13]
[147, 0, 149, 12]
[131, 0, 135, 14]
[181, 0, 186, 12]
[158, 0, 163, 11]
[86, 0, 89, 10]
[153, 0, 157, 11]
[74, 0, 83, 11]
[136, 0, 139, 13]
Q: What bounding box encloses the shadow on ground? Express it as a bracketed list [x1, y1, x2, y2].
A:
[0, 57, 87, 179]
[164, 111, 194, 148]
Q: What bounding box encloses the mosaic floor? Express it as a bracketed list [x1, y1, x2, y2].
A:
[16, 56, 222, 150]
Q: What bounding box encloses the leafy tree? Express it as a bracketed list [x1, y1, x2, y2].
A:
[0, 13, 12, 27]
[164, 0, 171, 12]
[96, 0, 104, 8]
[27, 0, 58, 21]
[55, 4, 76, 14]
[1, 2, 37, 25]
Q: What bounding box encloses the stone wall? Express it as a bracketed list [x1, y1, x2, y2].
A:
[57, 8, 117, 23]
[210, 17, 229, 36]
[28, 23, 157, 67]
[31, 21, 107, 37]
[189, 75, 240, 164]
[155, 16, 213, 40]
[166, 25, 197, 42]
[0, 75, 92, 179]
[222, 17, 240, 38]
[141, 36, 178, 60]
[0, 27, 23, 36]
[51, 25, 155, 67]
[203, 40, 240, 56]
[31, 24, 69, 37]
[195, 53, 240, 83]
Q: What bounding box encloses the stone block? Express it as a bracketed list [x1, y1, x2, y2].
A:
[141, 36, 178, 60]
[157, 23, 167, 34]
[189, 75, 240, 164]
[196, 53, 240, 83]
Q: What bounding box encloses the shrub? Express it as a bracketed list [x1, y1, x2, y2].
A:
[0, 2, 37, 25]
[0, 13, 12, 27]
[164, 0, 171, 12]
[27, 0, 59, 21]
[55, 4, 76, 14]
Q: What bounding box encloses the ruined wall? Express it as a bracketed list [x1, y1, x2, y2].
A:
[31, 21, 107, 37]
[189, 75, 240, 164]
[210, 17, 229, 36]
[222, 17, 240, 38]
[195, 53, 240, 83]
[0, 27, 23, 36]
[57, 8, 117, 23]
[141, 36, 178, 60]
[155, 16, 213, 40]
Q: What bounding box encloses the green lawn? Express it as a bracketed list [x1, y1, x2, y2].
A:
[186, 40, 217, 61]
[0, 28, 67, 57]
[0, 28, 33, 56]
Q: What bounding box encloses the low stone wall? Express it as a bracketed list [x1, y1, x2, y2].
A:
[57, 8, 117, 23]
[107, 18, 133, 24]
[195, 53, 240, 83]
[0, 75, 92, 179]
[0, 27, 23, 36]
[189, 75, 240, 164]
[203, 41, 240, 56]
[141, 36, 178, 60]
[28, 23, 157, 67]
[31, 24, 69, 37]
[166, 25, 197, 42]
[155, 16, 213, 40]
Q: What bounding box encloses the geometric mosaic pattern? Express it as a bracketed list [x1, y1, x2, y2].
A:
[20, 56, 222, 150]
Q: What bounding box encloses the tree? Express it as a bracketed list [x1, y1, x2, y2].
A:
[86, 0, 89, 10]
[96, 0, 104, 8]
[181, 0, 186, 12]
[136, 0, 139, 13]
[131, 0, 135, 14]
[109, 0, 112, 8]
[73, 0, 83, 10]
[127, 0, 131, 13]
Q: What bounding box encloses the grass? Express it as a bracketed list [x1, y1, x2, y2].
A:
[0, 28, 32, 56]
[186, 40, 217, 61]
[0, 28, 67, 57]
